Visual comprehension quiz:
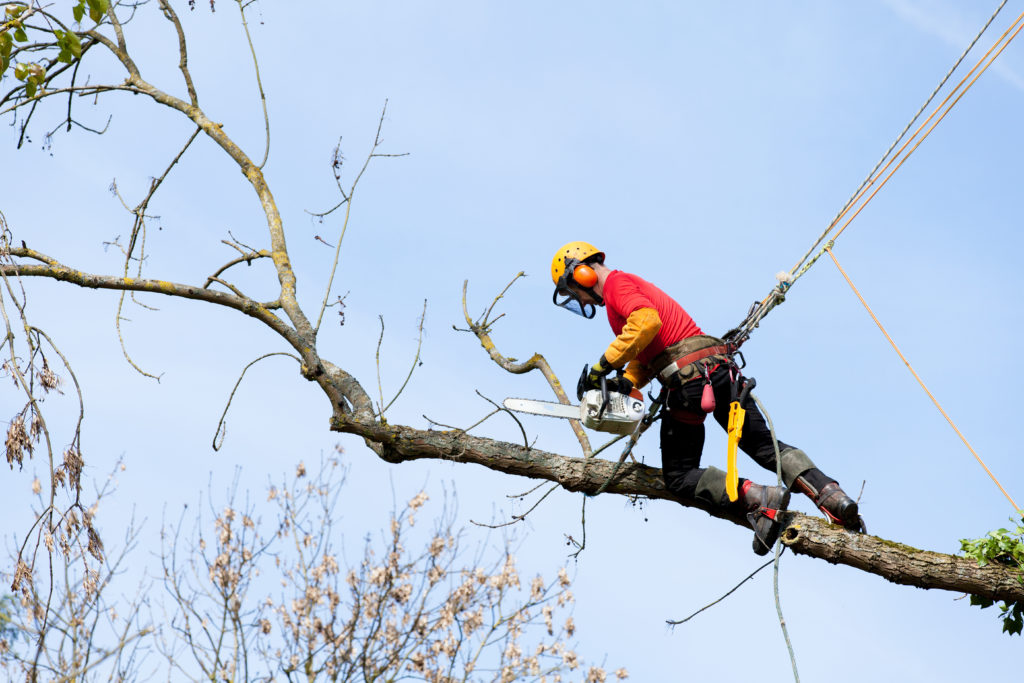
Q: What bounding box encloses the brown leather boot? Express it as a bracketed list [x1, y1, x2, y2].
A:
[793, 476, 861, 530]
[740, 481, 790, 556]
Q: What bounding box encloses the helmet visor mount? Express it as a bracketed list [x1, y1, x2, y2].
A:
[552, 257, 601, 319]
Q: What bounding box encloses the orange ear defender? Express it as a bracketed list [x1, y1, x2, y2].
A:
[573, 264, 598, 288]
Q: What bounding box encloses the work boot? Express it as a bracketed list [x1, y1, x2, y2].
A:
[793, 475, 862, 531]
[740, 481, 790, 556]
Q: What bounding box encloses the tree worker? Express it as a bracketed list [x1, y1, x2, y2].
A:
[550, 241, 863, 555]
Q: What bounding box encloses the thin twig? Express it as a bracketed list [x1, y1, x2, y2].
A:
[470, 483, 560, 529]
[568, 496, 587, 559]
[506, 481, 548, 500]
[423, 409, 498, 436]
[115, 126, 202, 380]
[158, 0, 198, 106]
[666, 558, 775, 625]
[203, 249, 271, 289]
[375, 315, 386, 414]
[235, 0, 269, 168]
[313, 101, 408, 334]
[212, 352, 300, 450]
[474, 389, 529, 448]
[378, 300, 427, 416]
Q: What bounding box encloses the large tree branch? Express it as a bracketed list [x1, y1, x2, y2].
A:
[3, 257, 292, 339]
[332, 415, 1024, 605]
[0, 256, 356, 416]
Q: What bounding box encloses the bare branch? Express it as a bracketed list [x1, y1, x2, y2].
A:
[125, 125, 202, 263]
[470, 483, 559, 529]
[313, 102, 408, 334]
[234, 0, 269, 167]
[157, 0, 198, 106]
[378, 300, 427, 417]
[461, 277, 593, 457]
[212, 352, 301, 450]
[203, 250, 272, 289]
[1, 255, 302, 350]
[567, 495, 587, 559]
[474, 389, 529, 448]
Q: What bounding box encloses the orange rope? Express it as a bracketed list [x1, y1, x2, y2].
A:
[829, 11, 1024, 244]
[826, 247, 1020, 514]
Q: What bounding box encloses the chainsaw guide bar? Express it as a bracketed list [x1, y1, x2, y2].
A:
[502, 389, 645, 435]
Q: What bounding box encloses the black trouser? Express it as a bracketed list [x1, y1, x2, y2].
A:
[660, 364, 794, 505]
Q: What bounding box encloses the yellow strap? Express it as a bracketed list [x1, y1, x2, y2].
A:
[726, 401, 745, 502]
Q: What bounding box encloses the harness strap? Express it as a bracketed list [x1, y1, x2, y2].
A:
[656, 344, 735, 383]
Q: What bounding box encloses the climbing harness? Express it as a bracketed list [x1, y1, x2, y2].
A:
[656, 342, 739, 384]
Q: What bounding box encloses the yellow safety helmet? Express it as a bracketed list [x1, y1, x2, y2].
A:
[550, 241, 605, 318]
[550, 241, 604, 285]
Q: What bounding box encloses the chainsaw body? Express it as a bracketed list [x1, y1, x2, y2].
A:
[578, 387, 645, 434]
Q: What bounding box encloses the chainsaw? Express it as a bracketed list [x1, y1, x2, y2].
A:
[503, 366, 645, 435]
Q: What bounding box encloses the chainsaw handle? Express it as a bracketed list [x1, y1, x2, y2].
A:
[597, 374, 610, 420]
[576, 365, 589, 401]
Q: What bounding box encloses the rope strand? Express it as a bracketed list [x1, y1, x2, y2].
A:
[788, 0, 1009, 277]
[826, 247, 1020, 513]
[728, 3, 1020, 343]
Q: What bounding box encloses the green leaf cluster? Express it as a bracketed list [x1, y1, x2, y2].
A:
[960, 516, 1024, 636]
[12, 60, 44, 97]
[73, 0, 109, 25]
[0, 31, 11, 75]
[53, 28, 81, 63]
[1, 0, 103, 97]
[1, 4, 26, 75]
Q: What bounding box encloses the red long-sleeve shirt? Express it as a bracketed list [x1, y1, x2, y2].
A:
[602, 270, 703, 371]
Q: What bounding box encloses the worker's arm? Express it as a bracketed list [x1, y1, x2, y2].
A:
[586, 307, 662, 390]
[604, 307, 662, 368]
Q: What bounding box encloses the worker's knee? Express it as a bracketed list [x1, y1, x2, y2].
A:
[779, 447, 815, 487]
[662, 464, 710, 500]
[694, 466, 728, 505]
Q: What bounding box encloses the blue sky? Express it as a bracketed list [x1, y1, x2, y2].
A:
[3, 1, 1024, 680]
